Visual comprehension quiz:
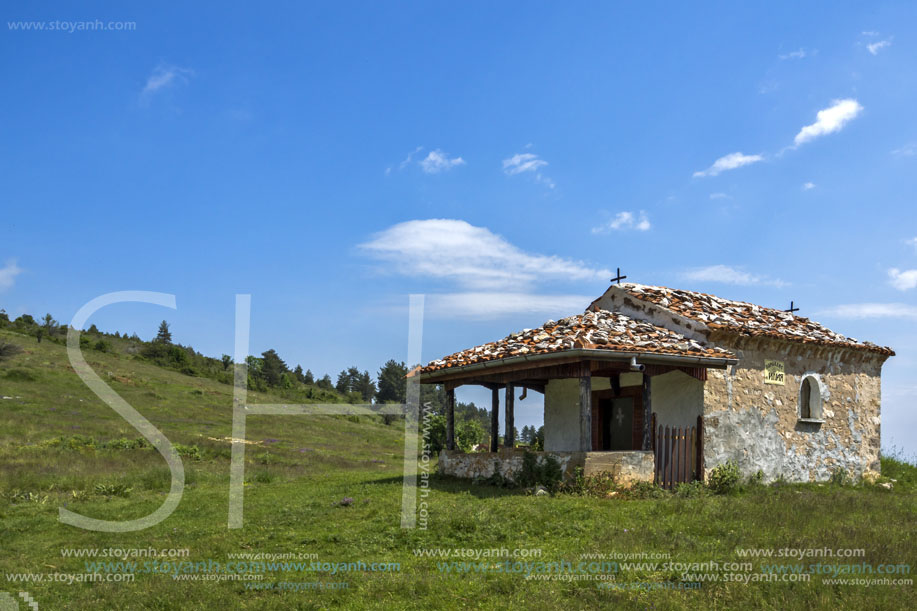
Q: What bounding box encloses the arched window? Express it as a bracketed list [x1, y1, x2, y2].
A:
[798, 374, 823, 421]
[800, 378, 813, 419]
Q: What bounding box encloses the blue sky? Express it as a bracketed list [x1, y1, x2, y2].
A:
[2, 2, 916, 454]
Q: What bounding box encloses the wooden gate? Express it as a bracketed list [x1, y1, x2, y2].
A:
[652, 414, 704, 489]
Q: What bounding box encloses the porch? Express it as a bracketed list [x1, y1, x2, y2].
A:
[420, 350, 733, 486]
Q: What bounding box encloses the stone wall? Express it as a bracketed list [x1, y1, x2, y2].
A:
[437, 448, 654, 486]
[582, 451, 654, 485]
[702, 334, 885, 482]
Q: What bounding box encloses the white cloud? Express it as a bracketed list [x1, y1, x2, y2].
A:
[906, 237, 917, 252]
[819, 303, 917, 319]
[0, 260, 22, 291]
[709, 192, 730, 200]
[779, 48, 810, 60]
[360, 219, 610, 291]
[592, 211, 651, 233]
[502, 152, 555, 189]
[427, 292, 593, 319]
[793, 99, 863, 147]
[802, 182, 816, 190]
[398, 146, 423, 170]
[419, 149, 465, 174]
[889, 268, 917, 291]
[681, 264, 785, 287]
[502, 153, 548, 175]
[141, 64, 193, 98]
[891, 143, 916, 157]
[867, 39, 892, 55]
[693, 152, 764, 178]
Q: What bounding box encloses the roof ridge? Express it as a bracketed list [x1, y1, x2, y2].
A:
[618, 282, 791, 314]
[612, 283, 893, 356]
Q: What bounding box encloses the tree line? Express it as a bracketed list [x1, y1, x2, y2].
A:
[0, 311, 542, 450]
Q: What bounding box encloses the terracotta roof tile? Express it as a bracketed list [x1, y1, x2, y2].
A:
[422, 309, 734, 373]
[613, 283, 894, 356]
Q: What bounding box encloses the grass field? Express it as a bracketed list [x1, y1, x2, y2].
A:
[0, 328, 914, 609]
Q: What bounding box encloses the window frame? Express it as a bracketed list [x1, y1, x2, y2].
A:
[797, 373, 825, 424]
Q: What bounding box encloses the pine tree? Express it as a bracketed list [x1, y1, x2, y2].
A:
[260, 349, 287, 387]
[356, 370, 376, 402]
[154, 320, 172, 344]
[335, 370, 350, 394]
[221, 354, 232, 371]
[304, 369, 315, 385]
[376, 359, 408, 404]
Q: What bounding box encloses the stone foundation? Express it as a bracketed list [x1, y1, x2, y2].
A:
[437, 448, 654, 487]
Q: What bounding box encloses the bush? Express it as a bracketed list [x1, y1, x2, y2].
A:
[0, 341, 23, 363]
[94, 483, 132, 497]
[103, 437, 148, 450]
[4, 368, 37, 382]
[674, 481, 708, 498]
[561, 468, 617, 497]
[708, 461, 741, 494]
[829, 468, 850, 486]
[174, 444, 202, 461]
[479, 461, 508, 487]
[516, 451, 563, 489]
[626, 481, 668, 499]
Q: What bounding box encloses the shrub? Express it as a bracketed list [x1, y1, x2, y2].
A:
[2, 489, 49, 504]
[674, 481, 708, 498]
[561, 468, 617, 497]
[517, 451, 563, 489]
[708, 461, 741, 494]
[93, 340, 109, 352]
[94, 483, 132, 497]
[174, 444, 202, 461]
[829, 468, 850, 486]
[103, 437, 148, 450]
[627, 481, 668, 499]
[4, 368, 37, 382]
[66, 435, 97, 450]
[748, 470, 765, 486]
[251, 471, 275, 484]
[0, 341, 23, 363]
[475, 460, 508, 487]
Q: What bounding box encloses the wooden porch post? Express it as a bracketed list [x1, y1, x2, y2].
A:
[579, 368, 592, 452]
[642, 372, 652, 451]
[446, 387, 455, 451]
[504, 384, 515, 448]
[490, 386, 500, 452]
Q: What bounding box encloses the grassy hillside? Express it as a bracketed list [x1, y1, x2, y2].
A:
[0, 328, 915, 609]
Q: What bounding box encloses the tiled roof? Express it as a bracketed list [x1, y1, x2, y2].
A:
[611, 283, 894, 356]
[421, 309, 734, 373]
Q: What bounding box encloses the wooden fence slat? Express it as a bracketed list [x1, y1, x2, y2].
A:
[683, 428, 690, 482]
[653, 427, 662, 484]
[652, 418, 704, 488]
[674, 428, 680, 486]
[696, 415, 704, 484]
[665, 426, 672, 489]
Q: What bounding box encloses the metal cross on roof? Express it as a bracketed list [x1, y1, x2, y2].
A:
[610, 267, 627, 284]
[784, 301, 800, 313]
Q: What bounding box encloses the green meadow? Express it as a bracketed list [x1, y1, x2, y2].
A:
[0, 327, 914, 610]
